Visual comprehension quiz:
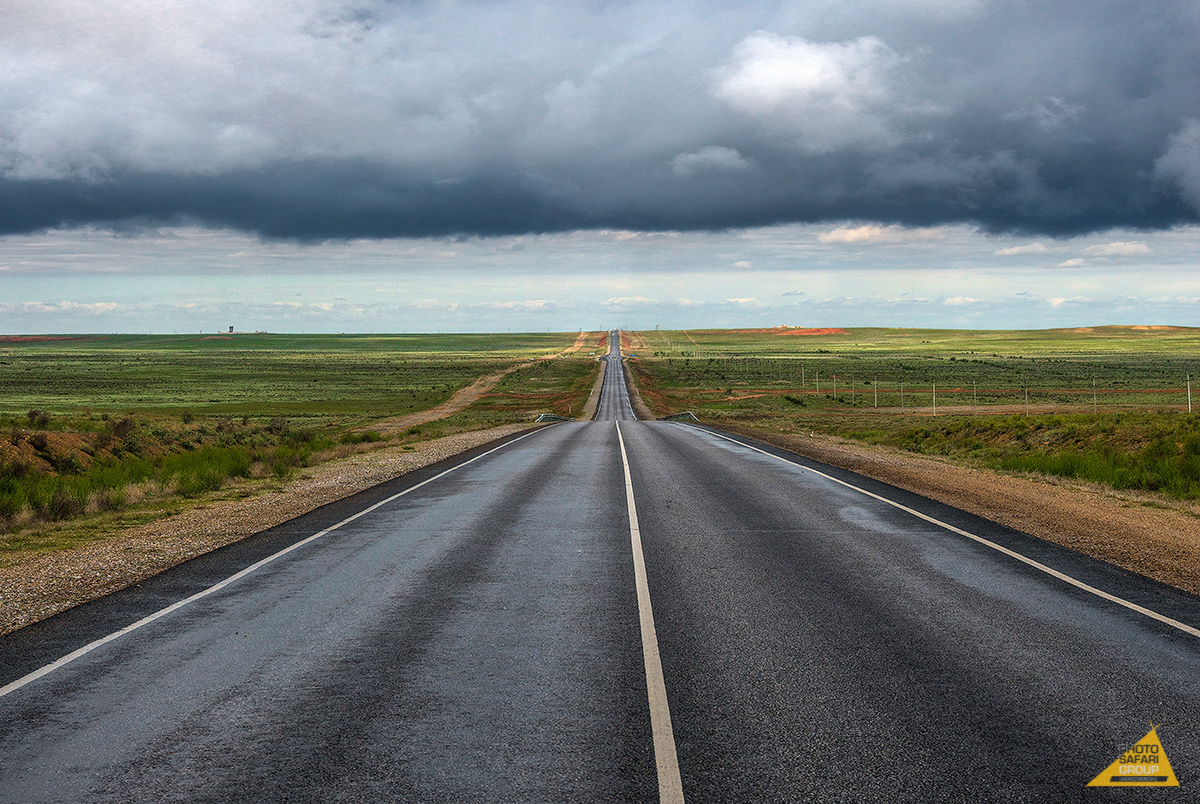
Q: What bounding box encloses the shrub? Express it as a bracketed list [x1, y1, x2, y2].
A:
[338, 430, 382, 445]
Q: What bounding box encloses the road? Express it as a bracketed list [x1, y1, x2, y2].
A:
[4, 331, 1200, 801]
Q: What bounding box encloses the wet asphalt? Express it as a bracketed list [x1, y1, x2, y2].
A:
[4, 333, 1200, 802]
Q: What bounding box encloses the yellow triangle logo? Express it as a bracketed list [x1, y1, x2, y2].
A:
[1087, 726, 1179, 787]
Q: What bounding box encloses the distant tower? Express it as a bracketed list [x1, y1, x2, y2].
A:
[228, 326, 234, 333]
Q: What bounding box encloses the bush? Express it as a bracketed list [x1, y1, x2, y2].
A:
[0, 477, 24, 520]
[339, 430, 382, 445]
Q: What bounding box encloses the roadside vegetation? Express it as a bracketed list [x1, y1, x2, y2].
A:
[630, 326, 1200, 501]
[0, 332, 602, 555]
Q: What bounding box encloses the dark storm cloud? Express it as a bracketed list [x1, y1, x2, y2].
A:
[2, 0, 1200, 239]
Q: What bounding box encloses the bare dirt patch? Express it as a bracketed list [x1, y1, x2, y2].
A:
[579, 358, 607, 420]
[727, 327, 850, 336]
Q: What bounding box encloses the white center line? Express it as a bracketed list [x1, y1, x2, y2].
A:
[616, 421, 685, 804]
[0, 426, 555, 700]
[682, 423, 1200, 642]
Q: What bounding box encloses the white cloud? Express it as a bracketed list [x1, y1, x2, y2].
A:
[943, 296, 979, 305]
[994, 243, 1048, 256]
[604, 296, 656, 306]
[714, 33, 906, 152]
[5, 300, 122, 314]
[819, 224, 946, 244]
[1059, 258, 1088, 267]
[491, 299, 554, 310]
[1082, 241, 1150, 256]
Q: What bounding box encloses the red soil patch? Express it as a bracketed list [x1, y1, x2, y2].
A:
[727, 327, 849, 336]
[0, 336, 93, 343]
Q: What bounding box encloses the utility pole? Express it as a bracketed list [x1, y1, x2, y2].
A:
[1093, 377, 1097, 415]
[874, 379, 878, 408]
[933, 381, 936, 417]
[901, 380, 905, 413]
[1189, 374, 1193, 414]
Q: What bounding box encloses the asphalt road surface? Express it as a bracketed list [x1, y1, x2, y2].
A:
[5, 331, 1200, 802]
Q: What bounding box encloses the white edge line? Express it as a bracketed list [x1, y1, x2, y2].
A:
[0, 425, 557, 699]
[674, 423, 1200, 642]
[616, 421, 685, 804]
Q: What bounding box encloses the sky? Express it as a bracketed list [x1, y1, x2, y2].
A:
[2, 0, 1199, 333]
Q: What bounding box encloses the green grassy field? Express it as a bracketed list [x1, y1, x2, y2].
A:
[0, 332, 601, 550]
[0, 332, 580, 421]
[631, 326, 1200, 499]
[635, 326, 1200, 412]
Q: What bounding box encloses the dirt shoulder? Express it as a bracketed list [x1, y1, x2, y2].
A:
[624, 360, 656, 420]
[579, 357, 606, 420]
[718, 423, 1200, 599]
[0, 424, 536, 636]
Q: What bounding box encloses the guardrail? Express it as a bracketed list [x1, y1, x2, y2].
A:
[535, 413, 574, 422]
[661, 412, 699, 422]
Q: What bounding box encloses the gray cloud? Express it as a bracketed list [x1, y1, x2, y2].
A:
[2, 0, 1199, 240]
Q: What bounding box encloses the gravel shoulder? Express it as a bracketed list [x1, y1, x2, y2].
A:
[719, 423, 1200, 600]
[0, 424, 536, 636]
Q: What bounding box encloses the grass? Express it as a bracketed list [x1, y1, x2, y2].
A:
[0, 332, 579, 420]
[631, 326, 1200, 500]
[0, 332, 602, 554]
